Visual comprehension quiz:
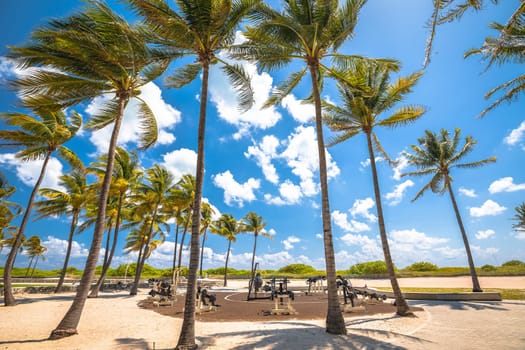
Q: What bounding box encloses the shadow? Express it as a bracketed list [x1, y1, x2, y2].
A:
[414, 300, 509, 312]
[114, 337, 150, 349]
[197, 321, 429, 350]
[6, 292, 137, 305]
[0, 338, 50, 346]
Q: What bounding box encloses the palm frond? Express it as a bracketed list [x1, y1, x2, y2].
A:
[164, 63, 202, 89]
[263, 68, 307, 108]
[220, 62, 255, 112]
[136, 99, 158, 150]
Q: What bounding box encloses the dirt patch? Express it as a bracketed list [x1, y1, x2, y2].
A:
[138, 291, 423, 322]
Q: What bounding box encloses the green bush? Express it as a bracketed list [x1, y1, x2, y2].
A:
[481, 264, 497, 272]
[406, 261, 438, 272]
[278, 264, 317, 275]
[502, 260, 525, 267]
[348, 261, 392, 275]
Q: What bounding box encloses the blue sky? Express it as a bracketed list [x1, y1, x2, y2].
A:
[0, 0, 523, 272]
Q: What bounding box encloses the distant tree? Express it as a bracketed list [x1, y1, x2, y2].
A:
[278, 264, 317, 275]
[199, 202, 216, 278]
[210, 214, 241, 287]
[24, 235, 47, 277]
[511, 202, 525, 237]
[406, 262, 438, 272]
[402, 128, 496, 292]
[501, 259, 525, 267]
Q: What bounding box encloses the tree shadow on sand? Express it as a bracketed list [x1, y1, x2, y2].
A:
[4, 292, 137, 305]
[197, 321, 430, 349]
[415, 300, 509, 311]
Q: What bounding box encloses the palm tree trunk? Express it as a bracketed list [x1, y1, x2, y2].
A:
[131, 208, 158, 296]
[172, 214, 181, 286]
[3, 151, 51, 306]
[447, 183, 482, 292]
[176, 62, 209, 350]
[177, 215, 191, 271]
[31, 256, 39, 277]
[55, 211, 79, 293]
[26, 256, 35, 277]
[309, 65, 346, 335]
[247, 233, 258, 300]
[366, 132, 410, 315]
[101, 220, 114, 276]
[199, 229, 207, 278]
[223, 240, 232, 287]
[90, 193, 124, 298]
[50, 97, 127, 340]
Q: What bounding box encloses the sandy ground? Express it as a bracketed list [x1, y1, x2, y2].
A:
[1, 276, 524, 349]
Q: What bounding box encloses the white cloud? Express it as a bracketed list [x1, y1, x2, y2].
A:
[385, 180, 414, 206]
[332, 210, 370, 233]
[392, 154, 410, 181]
[515, 231, 525, 240]
[86, 82, 180, 153]
[161, 148, 197, 183]
[488, 177, 525, 194]
[459, 187, 477, 198]
[282, 236, 301, 250]
[280, 125, 339, 196]
[264, 180, 302, 206]
[281, 94, 314, 124]
[504, 121, 525, 146]
[360, 156, 384, 171]
[42, 236, 89, 258]
[316, 233, 323, 239]
[340, 233, 383, 258]
[475, 229, 495, 240]
[244, 135, 280, 184]
[390, 229, 448, 250]
[212, 170, 260, 207]
[0, 153, 64, 190]
[349, 197, 377, 222]
[469, 200, 507, 217]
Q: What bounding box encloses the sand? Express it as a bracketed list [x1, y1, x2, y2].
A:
[1, 276, 524, 349]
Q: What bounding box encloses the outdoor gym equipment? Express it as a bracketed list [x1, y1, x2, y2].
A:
[196, 286, 218, 313]
[247, 262, 271, 301]
[305, 275, 326, 294]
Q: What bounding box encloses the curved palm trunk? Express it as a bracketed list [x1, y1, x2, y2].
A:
[30, 256, 39, 277]
[55, 211, 80, 293]
[366, 132, 410, 315]
[176, 63, 209, 350]
[90, 193, 125, 298]
[3, 151, 51, 306]
[309, 65, 346, 335]
[199, 228, 208, 278]
[101, 220, 114, 276]
[447, 183, 482, 292]
[50, 97, 127, 340]
[25, 257, 35, 277]
[247, 233, 258, 300]
[223, 240, 232, 287]
[172, 217, 181, 286]
[177, 215, 191, 271]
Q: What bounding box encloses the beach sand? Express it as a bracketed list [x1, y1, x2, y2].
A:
[1, 276, 524, 349]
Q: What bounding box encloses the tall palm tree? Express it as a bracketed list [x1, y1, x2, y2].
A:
[128, 164, 174, 295]
[424, 0, 499, 67]
[324, 61, 425, 315]
[402, 128, 496, 292]
[35, 169, 90, 292]
[241, 212, 271, 278]
[0, 108, 82, 306]
[465, 6, 525, 117]
[88, 147, 142, 297]
[199, 202, 216, 278]
[230, 0, 395, 333]
[124, 219, 166, 269]
[7, 1, 169, 338]
[126, 1, 256, 346]
[210, 213, 240, 287]
[24, 235, 47, 277]
[512, 202, 525, 235]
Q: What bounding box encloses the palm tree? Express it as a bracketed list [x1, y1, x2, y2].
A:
[424, 0, 499, 67]
[324, 61, 425, 315]
[128, 164, 174, 295]
[124, 220, 166, 270]
[402, 128, 496, 292]
[88, 147, 142, 297]
[241, 212, 272, 278]
[126, 1, 256, 346]
[24, 235, 47, 277]
[465, 6, 525, 117]
[0, 173, 21, 256]
[512, 202, 525, 235]
[210, 213, 240, 287]
[35, 169, 90, 293]
[229, 0, 395, 334]
[199, 202, 216, 278]
[7, 1, 169, 338]
[0, 108, 82, 306]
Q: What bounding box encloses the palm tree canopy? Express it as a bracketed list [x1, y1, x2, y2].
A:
[402, 128, 496, 201]
[512, 202, 525, 233]
[465, 6, 525, 117]
[127, 0, 256, 111]
[324, 61, 426, 153]
[210, 213, 240, 242]
[7, 0, 169, 149]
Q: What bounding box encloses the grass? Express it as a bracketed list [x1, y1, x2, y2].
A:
[375, 287, 525, 300]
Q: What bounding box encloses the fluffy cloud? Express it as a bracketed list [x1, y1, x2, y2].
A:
[212, 170, 260, 207]
[264, 180, 302, 205]
[161, 148, 197, 183]
[281, 94, 314, 124]
[488, 177, 525, 194]
[87, 82, 180, 154]
[385, 180, 414, 206]
[332, 210, 370, 233]
[349, 197, 377, 222]
[0, 153, 64, 191]
[392, 154, 410, 181]
[504, 120, 525, 147]
[244, 135, 280, 184]
[282, 236, 301, 250]
[475, 229, 495, 240]
[459, 187, 477, 198]
[42, 236, 89, 258]
[340, 233, 383, 258]
[469, 200, 507, 217]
